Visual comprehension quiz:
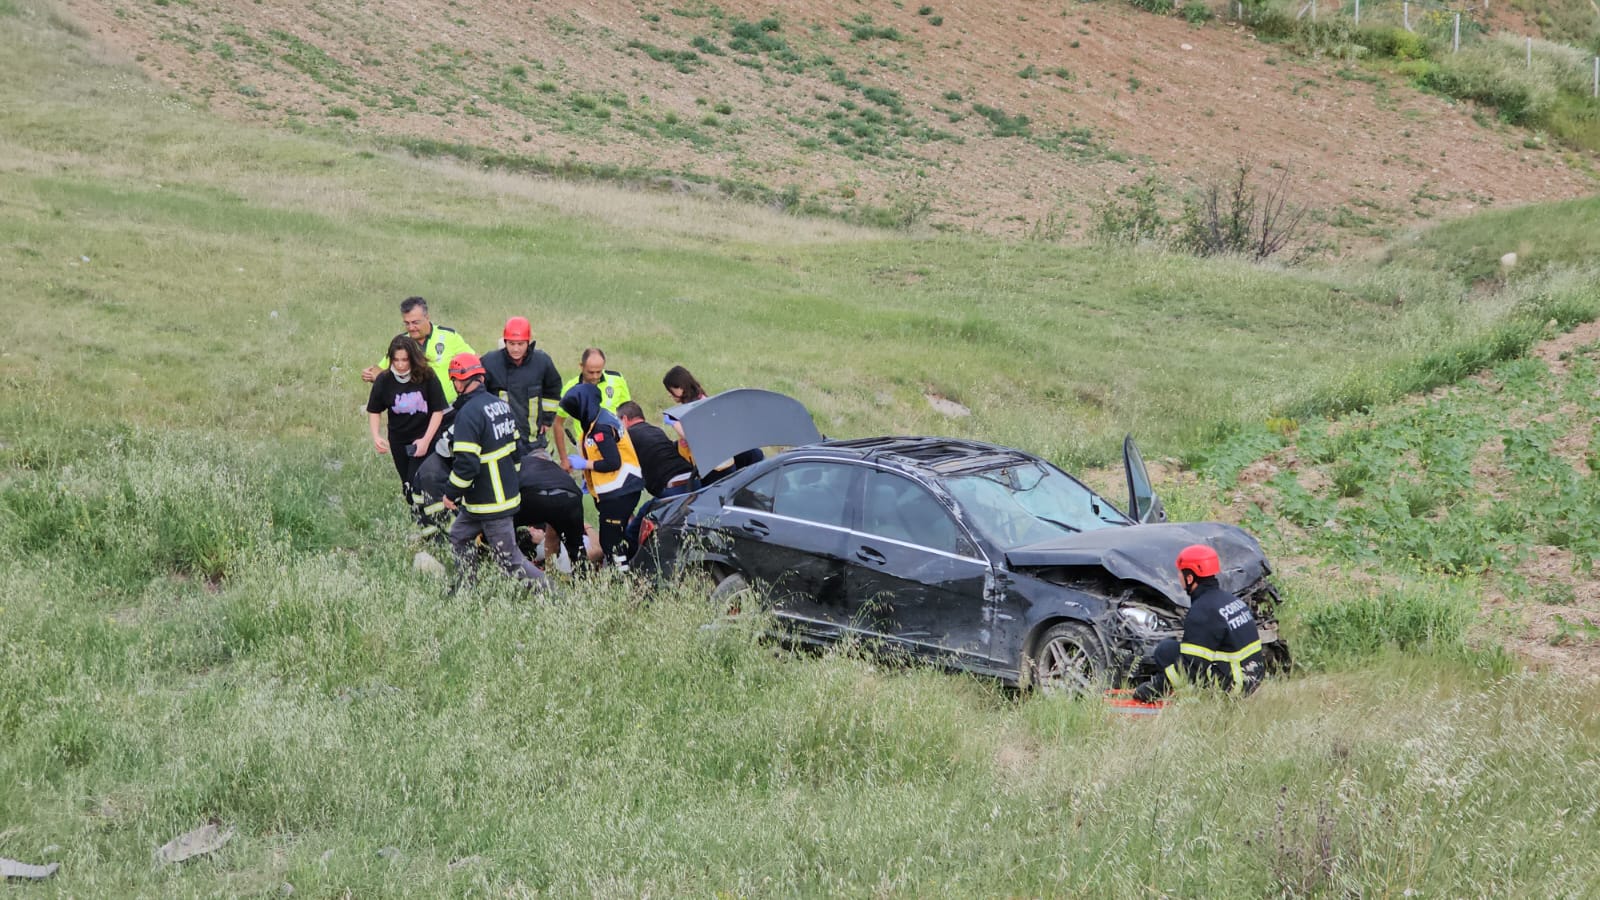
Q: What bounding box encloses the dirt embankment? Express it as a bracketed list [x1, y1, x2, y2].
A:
[59, 0, 1596, 239]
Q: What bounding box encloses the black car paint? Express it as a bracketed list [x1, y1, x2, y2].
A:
[635, 436, 1282, 687]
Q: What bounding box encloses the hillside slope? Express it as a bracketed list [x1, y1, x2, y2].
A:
[58, 0, 1596, 238]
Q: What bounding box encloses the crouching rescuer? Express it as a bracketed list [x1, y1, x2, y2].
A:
[439, 353, 548, 592]
[1132, 544, 1263, 702]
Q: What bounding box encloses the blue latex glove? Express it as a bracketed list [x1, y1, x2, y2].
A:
[567, 454, 591, 471]
[663, 413, 678, 430]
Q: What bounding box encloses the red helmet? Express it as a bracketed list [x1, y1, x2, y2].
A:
[503, 316, 532, 342]
[1176, 544, 1221, 579]
[447, 352, 486, 380]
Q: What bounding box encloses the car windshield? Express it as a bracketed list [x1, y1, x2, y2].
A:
[942, 462, 1130, 550]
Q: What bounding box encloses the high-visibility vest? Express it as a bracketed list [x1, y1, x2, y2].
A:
[378, 325, 476, 403]
[582, 424, 643, 496]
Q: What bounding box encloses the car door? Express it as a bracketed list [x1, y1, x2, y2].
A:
[845, 468, 996, 666]
[721, 460, 859, 639]
[1123, 434, 1166, 524]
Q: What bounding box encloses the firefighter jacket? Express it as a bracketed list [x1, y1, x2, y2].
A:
[1176, 580, 1264, 693]
[378, 325, 476, 403]
[482, 344, 563, 452]
[444, 385, 522, 517]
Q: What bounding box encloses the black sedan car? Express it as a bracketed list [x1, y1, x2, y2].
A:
[633, 390, 1287, 692]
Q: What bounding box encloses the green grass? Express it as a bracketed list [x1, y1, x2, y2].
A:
[6, 4, 1600, 893]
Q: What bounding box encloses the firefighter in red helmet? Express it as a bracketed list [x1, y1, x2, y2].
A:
[1132, 544, 1264, 702]
[481, 316, 564, 457]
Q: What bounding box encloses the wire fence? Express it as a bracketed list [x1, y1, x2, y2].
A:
[1200, 0, 1600, 97]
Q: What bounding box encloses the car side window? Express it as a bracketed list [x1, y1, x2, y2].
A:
[730, 470, 776, 512]
[860, 469, 977, 557]
[771, 462, 855, 528]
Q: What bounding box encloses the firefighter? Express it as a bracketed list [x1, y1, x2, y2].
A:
[559, 381, 644, 566]
[1132, 544, 1263, 702]
[482, 315, 563, 456]
[439, 353, 547, 592]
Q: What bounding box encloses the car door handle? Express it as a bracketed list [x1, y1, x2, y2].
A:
[740, 519, 770, 538]
[855, 545, 887, 566]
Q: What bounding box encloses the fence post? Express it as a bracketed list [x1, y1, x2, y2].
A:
[1593, 57, 1598, 99]
[1526, 36, 1531, 68]
[1453, 13, 1460, 53]
[1354, 0, 1360, 26]
[1311, 0, 1316, 20]
[1403, 1, 1410, 32]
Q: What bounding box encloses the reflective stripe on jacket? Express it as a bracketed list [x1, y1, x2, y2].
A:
[445, 388, 522, 516]
[582, 423, 643, 497]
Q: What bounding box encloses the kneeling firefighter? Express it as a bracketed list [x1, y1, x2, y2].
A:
[1132, 544, 1263, 702]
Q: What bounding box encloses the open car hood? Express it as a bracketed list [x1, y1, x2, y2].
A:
[665, 388, 822, 477]
[1004, 522, 1269, 607]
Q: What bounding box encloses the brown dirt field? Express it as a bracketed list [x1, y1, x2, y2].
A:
[57, 0, 1598, 241]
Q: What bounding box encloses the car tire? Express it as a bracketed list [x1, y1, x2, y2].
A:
[1028, 622, 1109, 695]
[709, 571, 754, 615]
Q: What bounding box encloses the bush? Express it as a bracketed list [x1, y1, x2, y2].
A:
[1128, 0, 1175, 13]
[1089, 176, 1168, 244]
[1181, 1, 1213, 24]
[1357, 25, 1427, 60]
[1175, 163, 1310, 261]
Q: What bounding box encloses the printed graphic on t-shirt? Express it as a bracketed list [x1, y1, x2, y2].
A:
[392, 390, 428, 415]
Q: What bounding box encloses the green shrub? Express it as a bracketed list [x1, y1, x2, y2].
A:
[1181, 1, 1213, 24]
[1357, 25, 1426, 60]
[1128, 0, 1175, 13]
[1089, 176, 1168, 245]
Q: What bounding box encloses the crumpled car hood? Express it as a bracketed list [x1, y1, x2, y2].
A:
[1004, 521, 1269, 607]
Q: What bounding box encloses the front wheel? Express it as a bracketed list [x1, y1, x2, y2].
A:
[1027, 622, 1109, 695]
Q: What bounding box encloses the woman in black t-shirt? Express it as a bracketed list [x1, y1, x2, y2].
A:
[366, 334, 448, 497]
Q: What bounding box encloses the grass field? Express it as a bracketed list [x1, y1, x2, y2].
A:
[4, 1, 1600, 894]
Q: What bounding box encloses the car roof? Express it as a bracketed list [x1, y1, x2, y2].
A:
[800, 436, 1040, 476]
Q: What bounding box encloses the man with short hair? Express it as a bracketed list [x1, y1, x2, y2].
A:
[554, 347, 631, 470]
[617, 401, 697, 557]
[482, 315, 563, 455]
[1132, 544, 1263, 702]
[362, 296, 476, 403]
[439, 353, 547, 592]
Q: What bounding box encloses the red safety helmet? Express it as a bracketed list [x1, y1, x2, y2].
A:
[447, 352, 486, 380]
[1175, 544, 1221, 579]
[503, 316, 532, 342]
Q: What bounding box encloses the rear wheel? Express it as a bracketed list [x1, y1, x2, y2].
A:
[1028, 622, 1109, 695]
[709, 572, 755, 615]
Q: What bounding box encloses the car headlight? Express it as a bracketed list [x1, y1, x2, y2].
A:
[1117, 606, 1159, 634]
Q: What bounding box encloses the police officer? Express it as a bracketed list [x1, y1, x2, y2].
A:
[439, 353, 547, 592]
[554, 347, 630, 470]
[482, 316, 563, 455]
[361, 296, 476, 404]
[560, 382, 644, 566]
[1132, 544, 1263, 702]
